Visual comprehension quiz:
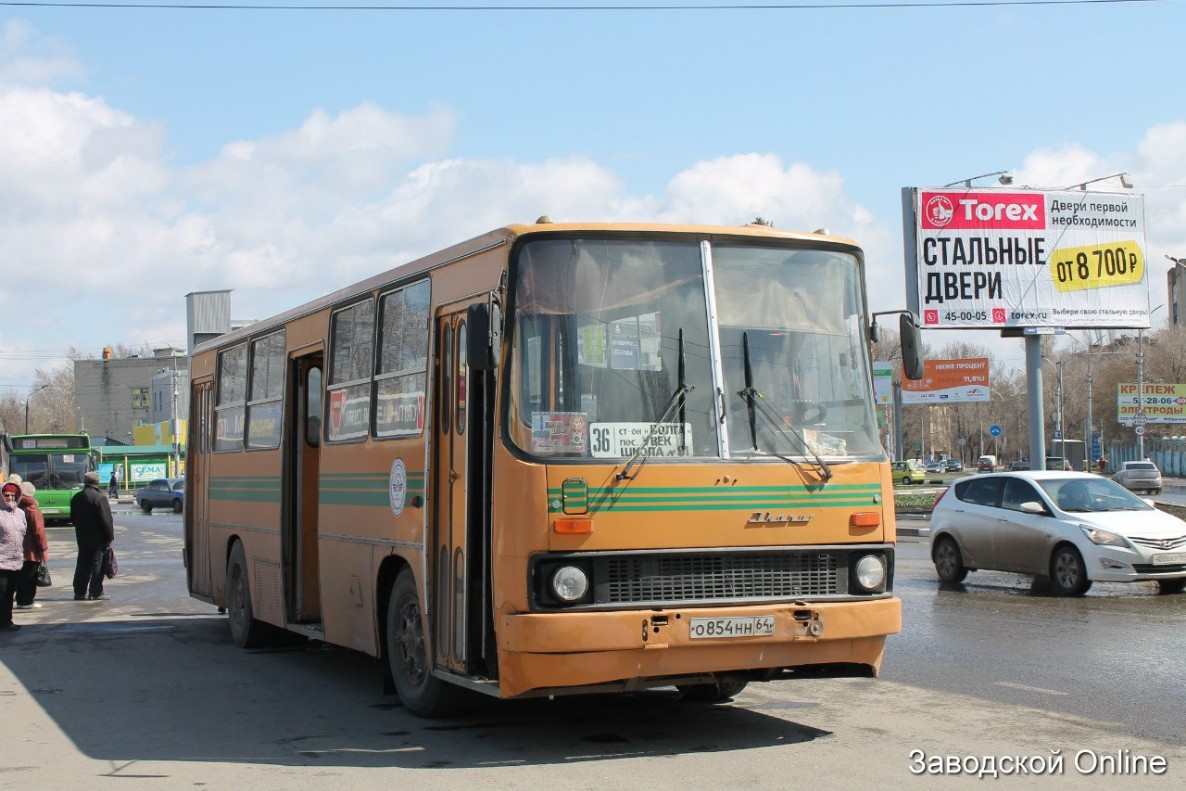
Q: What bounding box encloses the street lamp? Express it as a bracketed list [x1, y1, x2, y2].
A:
[943, 170, 1014, 188]
[24, 384, 49, 433]
[1137, 304, 1166, 458]
[1064, 172, 1133, 190]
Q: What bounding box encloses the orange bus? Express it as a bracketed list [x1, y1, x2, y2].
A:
[185, 219, 922, 716]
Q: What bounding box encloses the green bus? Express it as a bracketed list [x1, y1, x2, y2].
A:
[8, 434, 98, 522]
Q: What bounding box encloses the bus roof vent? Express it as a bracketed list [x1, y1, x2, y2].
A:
[535, 215, 553, 224]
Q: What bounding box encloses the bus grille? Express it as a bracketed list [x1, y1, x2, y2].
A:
[601, 550, 845, 605]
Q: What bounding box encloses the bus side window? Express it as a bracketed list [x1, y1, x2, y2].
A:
[306, 366, 322, 448]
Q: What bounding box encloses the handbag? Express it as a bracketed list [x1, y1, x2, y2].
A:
[35, 562, 52, 587]
[102, 546, 118, 579]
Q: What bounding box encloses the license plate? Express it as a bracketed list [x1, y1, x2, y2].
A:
[689, 616, 775, 640]
[1152, 552, 1186, 566]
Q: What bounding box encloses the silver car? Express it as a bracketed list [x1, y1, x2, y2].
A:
[1110, 460, 1162, 495]
[135, 476, 185, 514]
[930, 471, 1186, 596]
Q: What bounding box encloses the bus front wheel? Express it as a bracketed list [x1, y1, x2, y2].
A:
[385, 568, 467, 718]
[677, 680, 749, 702]
[227, 541, 269, 648]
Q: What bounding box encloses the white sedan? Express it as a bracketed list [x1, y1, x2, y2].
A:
[930, 471, 1186, 596]
[1110, 460, 1162, 495]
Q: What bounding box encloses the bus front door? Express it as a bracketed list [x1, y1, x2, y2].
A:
[432, 299, 498, 679]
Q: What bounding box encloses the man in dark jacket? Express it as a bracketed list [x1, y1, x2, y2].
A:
[71, 471, 115, 601]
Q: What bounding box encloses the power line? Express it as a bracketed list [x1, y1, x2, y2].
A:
[0, 0, 1169, 11]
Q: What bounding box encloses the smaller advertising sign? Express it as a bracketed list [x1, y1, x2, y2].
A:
[1116, 383, 1186, 424]
[900, 358, 990, 404]
[873, 361, 894, 405]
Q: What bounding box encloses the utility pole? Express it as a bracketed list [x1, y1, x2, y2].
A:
[171, 356, 181, 476]
[1055, 361, 1064, 453]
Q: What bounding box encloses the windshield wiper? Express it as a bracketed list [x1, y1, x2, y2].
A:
[617, 329, 693, 481]
[737, 331, 833, 482]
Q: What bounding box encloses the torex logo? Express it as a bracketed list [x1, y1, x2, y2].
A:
[920, 191, 1045, 230]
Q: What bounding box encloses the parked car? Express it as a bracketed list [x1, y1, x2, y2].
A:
[944, 459, 964, 472]
[925, 461, 945, 473]
[1008, 461, 1032, 471]
[977, 455, 996, 472]
[929, 471, 1186, 596]
[1044, 456, 1073, 471]
[135, 477, 185, 514]
[891, 459, 928, 485]
[1111, 460, 1162, 495]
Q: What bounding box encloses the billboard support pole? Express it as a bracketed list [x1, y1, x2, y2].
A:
[1026, 335, 1047, 469]
[893, 381, 904, 461]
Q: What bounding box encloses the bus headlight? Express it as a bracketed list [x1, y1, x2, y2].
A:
[549, 565, 590, 603]
[852, 554, 887, 593]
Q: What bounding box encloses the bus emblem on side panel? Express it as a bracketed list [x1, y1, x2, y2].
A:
[747, 512, 814, 525]
[389, 458, 408, 518]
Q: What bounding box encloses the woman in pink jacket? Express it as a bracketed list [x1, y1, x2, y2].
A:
[0, 481, 29, 631]
[15, 481, 49, 609]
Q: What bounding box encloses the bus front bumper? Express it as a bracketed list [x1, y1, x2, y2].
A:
[495, 596, 900, 699]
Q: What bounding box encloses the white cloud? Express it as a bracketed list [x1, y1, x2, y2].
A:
[0, 18, 82, 86]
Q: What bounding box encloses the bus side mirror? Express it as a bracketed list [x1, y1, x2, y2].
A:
[466, 302, 499, 371]
[900, 313, 924, 381]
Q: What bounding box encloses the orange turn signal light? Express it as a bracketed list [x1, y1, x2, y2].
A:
[849, 512, 881, 528]
[554, 517, 594, 535]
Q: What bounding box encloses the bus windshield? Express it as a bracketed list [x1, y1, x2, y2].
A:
[10, 452, 91, 490]
[508, 236, 880, 461]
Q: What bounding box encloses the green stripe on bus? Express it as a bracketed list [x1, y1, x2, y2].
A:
[546, 484, 882, 513]
[210, 477, 282, 503]
[209, 474, 424, 507]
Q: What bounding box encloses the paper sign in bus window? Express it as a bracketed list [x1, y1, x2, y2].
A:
[608, 313, 663, 371]
[589, 422, 694, 458]
[577, 323, 608, 368]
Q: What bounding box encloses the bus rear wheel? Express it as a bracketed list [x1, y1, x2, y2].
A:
[386, 568, 467, 718]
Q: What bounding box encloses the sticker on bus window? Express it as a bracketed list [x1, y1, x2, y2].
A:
[530, 412, 588, 454]
[802, 429, 847, 456]
[589, 422, 693, 458]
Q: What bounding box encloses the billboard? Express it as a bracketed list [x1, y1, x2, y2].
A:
[900, 358, 990, 404]
[903, 187, 1148, 330]
[1117, 383, 1186, 425]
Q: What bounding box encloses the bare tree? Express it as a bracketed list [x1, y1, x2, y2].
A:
[24, 365, 78, 434]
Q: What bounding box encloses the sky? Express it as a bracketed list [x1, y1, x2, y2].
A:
[2, 0, 1186, 398]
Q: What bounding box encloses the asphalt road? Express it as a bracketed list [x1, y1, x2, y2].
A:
[2, 509, 1184, 790]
